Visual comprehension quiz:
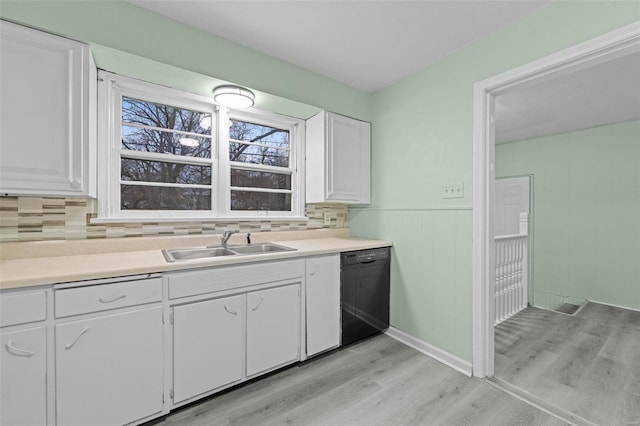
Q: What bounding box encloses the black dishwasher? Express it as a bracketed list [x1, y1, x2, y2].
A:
[341, 247, 391, 346]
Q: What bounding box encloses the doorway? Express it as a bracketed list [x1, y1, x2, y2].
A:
[493, 175, 531, 324]
[471, 21, 640, 379]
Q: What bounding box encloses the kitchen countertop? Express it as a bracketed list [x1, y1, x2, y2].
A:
[0, 237, 392, 290]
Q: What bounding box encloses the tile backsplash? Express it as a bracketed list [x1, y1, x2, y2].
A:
[0, 196, 348, 242]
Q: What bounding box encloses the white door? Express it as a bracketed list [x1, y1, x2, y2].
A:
[172, 295, 244, 404]
[0, 327, 47, 426]
[305, 255, 340, 357]
[56, 307, 164, 426]
[494, 176, 530, 236]
[246, 284, 300, 377]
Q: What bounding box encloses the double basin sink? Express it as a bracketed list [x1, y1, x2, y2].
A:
[162, 243, 296, 263]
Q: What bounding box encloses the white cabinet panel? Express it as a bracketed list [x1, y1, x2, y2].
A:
[246, 284, 300, 377]
[0, 290, 46, 327]
[306, 111, 370, 204]
[0, 21, 95, 197]
[305, 255, 340, 357]
[172, 295, 244, 404]
[55, 277, 162, 318]
[0, 326, 47, 426]
[55, 307, 163, 426]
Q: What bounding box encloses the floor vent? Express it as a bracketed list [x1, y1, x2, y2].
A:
[554, 303, 582, 315]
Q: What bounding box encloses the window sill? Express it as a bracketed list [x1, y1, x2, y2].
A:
[89, 216, 310, 224]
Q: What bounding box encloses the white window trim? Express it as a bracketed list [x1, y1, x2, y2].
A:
[96, 71, 306, 222]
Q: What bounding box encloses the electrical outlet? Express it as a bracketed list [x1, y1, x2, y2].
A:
[443, 183, 464, 199]
[323, 212, 331, 225]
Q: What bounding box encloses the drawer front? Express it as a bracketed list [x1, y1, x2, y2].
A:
[0, 291, 47, 327]
[168, 259, 305, 300]
[55, 278, 162, 318]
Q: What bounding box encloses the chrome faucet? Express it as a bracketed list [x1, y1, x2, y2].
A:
[221, 230, 239, 248]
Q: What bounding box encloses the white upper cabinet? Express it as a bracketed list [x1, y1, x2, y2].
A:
[306, 111, 371, 204]
[0, 21, 96, 197]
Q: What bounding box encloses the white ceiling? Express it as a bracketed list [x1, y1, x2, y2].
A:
[495, 51, 640, 144]
[129, 0, 550, 92]
[128, 0, 639, 140]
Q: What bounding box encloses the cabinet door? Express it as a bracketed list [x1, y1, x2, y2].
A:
[0, 326, 47, 426]
[56, 307, 163, 426]
[172, 295, 243, 404]
[326, 113, 371, 203]
[305, 256, 340, 356]
[246, 284, 300, 377]
[0, 21, 94, 196]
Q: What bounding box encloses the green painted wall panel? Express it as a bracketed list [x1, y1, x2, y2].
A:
[352, 1, 639, 361]
[496, 121, 640, 311]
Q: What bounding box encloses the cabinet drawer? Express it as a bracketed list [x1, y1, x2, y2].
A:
[167, 259, 304, 300]
[55, 278, 162, 318]
[0, 291, 47, 327]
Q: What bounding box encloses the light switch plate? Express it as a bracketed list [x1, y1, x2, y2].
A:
[443, 183, 464, 199]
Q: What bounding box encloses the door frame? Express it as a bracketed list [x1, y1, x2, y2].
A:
[471, 22, 640, 378]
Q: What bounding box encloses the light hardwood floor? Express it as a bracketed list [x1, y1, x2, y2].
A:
[151, 335, 566, 426]
[495, 302, 640, 426]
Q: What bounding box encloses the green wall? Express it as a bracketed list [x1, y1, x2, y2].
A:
[351, 1, 640, 362]
[3, 0, 639, 363]
[0, 0, 371, 121]
[496, 121, 640, 311]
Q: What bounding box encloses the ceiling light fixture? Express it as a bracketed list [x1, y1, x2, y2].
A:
[212, 85, 255, 109]
[178, 137, 200, 147]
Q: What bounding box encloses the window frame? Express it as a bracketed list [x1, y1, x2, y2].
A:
[220, 108, 304, 218]
[97, 71, 306, 221]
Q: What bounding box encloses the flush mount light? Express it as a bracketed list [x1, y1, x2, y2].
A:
[212, 85, 255, 109]
[178, 137, 200, 147]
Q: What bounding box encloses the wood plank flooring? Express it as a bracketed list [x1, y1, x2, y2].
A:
[495, 302, 640, 426]
[151, 335, 566, 426]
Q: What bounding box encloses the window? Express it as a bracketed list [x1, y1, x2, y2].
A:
[98, 72, 305, 220]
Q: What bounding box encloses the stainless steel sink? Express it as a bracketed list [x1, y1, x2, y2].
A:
[163, 247, 236, 262]
[162, 243, 296, 262]
[228, 243, 296, 255]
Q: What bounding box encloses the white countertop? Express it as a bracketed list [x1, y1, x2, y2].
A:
[0, 237, 392, 290]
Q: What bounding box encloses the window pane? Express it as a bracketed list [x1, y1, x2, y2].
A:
[229, 142, 288, 167]
[122, 125, 211, 158]
[230, 169, 290, 190]
[121, 159, 211, 185]
[231, 191, 291, 211]
[121, 185, 211, 210]
[230, 119, 289, 149]
[122, 97, 212, 136]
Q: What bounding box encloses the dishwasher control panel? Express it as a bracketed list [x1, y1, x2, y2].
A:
[341, 247, 390, 265]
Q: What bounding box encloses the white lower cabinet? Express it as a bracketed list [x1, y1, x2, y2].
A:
[305, 255, 341, 357]
[55, 307, 164, 426]
[172, 295, 244, 404]
[246, 284, 301, 377]
[0, 326, 47, 426]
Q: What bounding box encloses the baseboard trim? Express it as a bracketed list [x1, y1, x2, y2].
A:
[486, 377, 598, 426]
[385, 327, 472, 377]
[587, 300, 640, 313]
